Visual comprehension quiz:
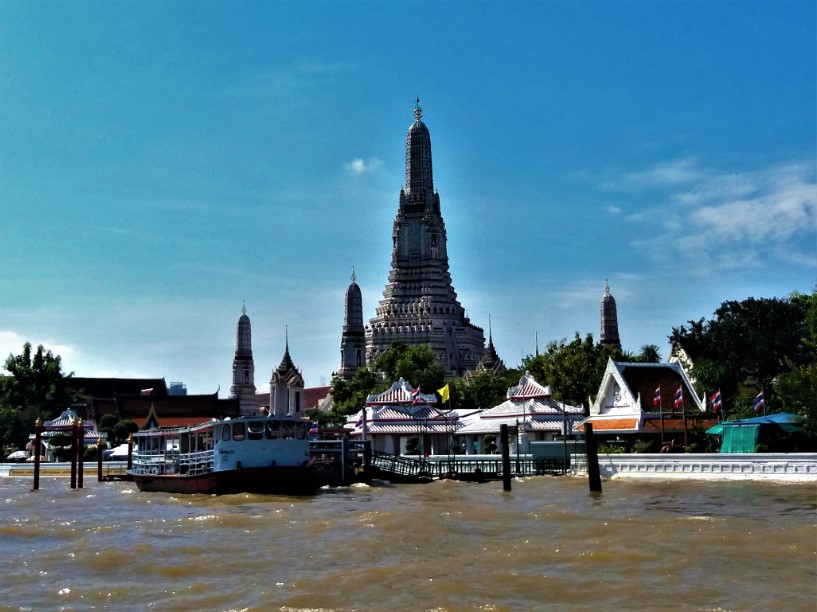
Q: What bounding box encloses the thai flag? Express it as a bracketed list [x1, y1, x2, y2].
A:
[753, 390, 765, 412]
[410, 386, 422, 405]
[309, 421, 319, 435]
[674, 386, 683, 408]
[653, 386, 661, 407]
[709, 390, 722, 412]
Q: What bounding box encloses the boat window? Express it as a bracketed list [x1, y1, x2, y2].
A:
[221, 425, 231, 441]
[232, 422, 246, 441]
[248, 421, 264, 440]
[265, 420, 281, 439]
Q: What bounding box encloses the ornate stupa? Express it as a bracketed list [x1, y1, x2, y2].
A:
[230, 304, 259, 416]
[337, 269, 366, 380]
[366, 99, 485, 375]
[600, 281, 621, 348]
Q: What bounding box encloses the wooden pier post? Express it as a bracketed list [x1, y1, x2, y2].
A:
[500, 424, 512, 491]
[585, 422, 602, 493]
[70, 418, 78, 490]
[97, 437, 104, 482]
[127, 434, 133, 471]
[32, 418, 42, 491]
[77, 419, 84, 489]
[340, 437, 349, 486]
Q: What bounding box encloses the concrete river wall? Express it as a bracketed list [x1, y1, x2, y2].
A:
[572, 452, 817, 481]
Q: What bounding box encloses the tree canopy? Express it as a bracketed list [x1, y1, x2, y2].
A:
[522, 333, 621, 408]
[670, 292, 815, 424]
[373, 342, 447, 395]
[328, 342, 449, 423]
[0, 343, 78, 450]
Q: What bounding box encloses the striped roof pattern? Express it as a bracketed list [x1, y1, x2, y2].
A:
[346, 404, 457, 429]
[507, 372, 552, 400]
[366, 377, 437, 406]
[456, 416, 566, 435]
[365, 422, 458, 434]
[480, 398, 583, 419]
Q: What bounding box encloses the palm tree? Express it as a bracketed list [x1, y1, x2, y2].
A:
[638, 345, 662, 363]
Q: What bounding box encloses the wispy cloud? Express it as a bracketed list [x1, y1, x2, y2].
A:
[600, 158, 705, 192]
[344, 157, 383, 175]
[606, 159, 817, 271]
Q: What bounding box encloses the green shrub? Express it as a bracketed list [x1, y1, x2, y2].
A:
[597, 443, 626, 454]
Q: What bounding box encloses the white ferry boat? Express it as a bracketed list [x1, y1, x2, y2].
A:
[129, 414, 315, 494]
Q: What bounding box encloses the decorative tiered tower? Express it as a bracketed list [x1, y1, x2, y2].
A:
[366, 99, 485, 375]
[269, 330, 305, 416]
[337, 269, 366, 380]
[474, 316, 505, 374]
[600, 281, 621, 348]
[230, 304, 259, 416]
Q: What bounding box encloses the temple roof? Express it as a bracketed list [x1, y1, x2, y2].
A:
[365, 377, 437, 406]
[507, 371, 552, 400]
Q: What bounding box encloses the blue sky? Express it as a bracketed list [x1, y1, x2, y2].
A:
[1, 1, 814, 395]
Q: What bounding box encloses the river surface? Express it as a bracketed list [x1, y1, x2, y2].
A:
[0, 475, 814, 611]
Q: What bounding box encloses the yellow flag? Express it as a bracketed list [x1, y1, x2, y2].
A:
[438, 383, 450, 403]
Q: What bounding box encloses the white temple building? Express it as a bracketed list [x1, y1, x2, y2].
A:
[456, 372, 584, 455]
[346, 378, 459, 456]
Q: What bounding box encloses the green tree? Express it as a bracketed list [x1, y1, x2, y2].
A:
[112, 419, 139, 444]
[1, 343, 77, 414]
[0, 343, 78, 449]
[0, 405, 37, 452]
[670, 295, 810, 394]
[455, 368, 520, 411]
[374, 343, 447, 394]
[774, 291, 817, 436]
[522, 333, 619, 407]
[329, 367, 378, 422]
[636, 344, 662, 363]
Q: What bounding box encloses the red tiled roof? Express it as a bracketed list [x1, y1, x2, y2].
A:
[304, 386, 331, 409]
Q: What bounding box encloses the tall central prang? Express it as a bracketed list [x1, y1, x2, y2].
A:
[366, 99, 485, 376]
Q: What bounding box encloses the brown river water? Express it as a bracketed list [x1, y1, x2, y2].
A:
[0, 475, 814, 611]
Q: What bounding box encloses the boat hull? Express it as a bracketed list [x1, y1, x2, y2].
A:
[130, 465, 316, 495]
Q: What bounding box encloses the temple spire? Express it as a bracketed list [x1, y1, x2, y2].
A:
[367, 100, 485, 376]
[600, 281, 621, 348]
[230, 305, 258, 416]
[338, 270, 366, 379]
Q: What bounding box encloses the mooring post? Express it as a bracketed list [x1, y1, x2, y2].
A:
[500, 424, 512, 491]
[77, 419, 84, 489]
[97, 437, 104, 482]
[585, 422, 602, 493]
[32, 418, 42, 491]
[340, 437, 349, 486]
[70, 418, 78, 490]
[127, 434, 133, 471]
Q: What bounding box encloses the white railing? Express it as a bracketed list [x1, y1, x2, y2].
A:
[132, 448, 215, 476]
